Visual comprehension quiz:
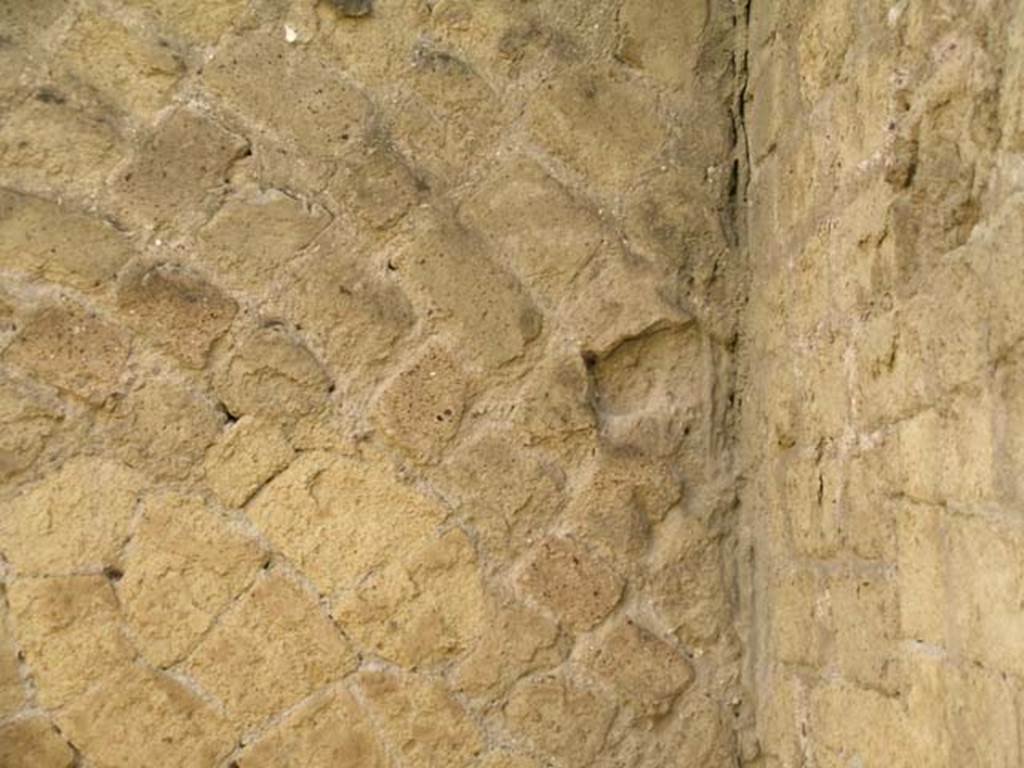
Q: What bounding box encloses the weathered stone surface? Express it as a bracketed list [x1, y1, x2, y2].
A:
[56, 12, 183, 118]
[2, 299, 130, 404]
[579, 617, 694, 718]
[0, 97, 123, 195]
[235, 687, 387, 768]
[212, 323, 332, 426]
[328, 144, 424, 230]
[517, 536, 623, 631]
[389, 210, 542, 368]
[0, 375, 65, 482]
[120, 491, 266, 667]
[453, 600, 562, 699]
[333, 528, 485, 667]
[440, 433, 564, 559]
[7, 576, 135, 708]
[616, 0, 707, 91]
[0, 191, 134, 292]
[0, 592, 25, 718]
[204, 416, 294, 508]
[56, 664, 235, 768]
[120, 0, 246, 43]
[114, 108, 248, 228]
[0, 458, 144, 575]
[525, 66, 667, 187]
[247, 452, 444, 600]
[185, 570, 356, 730]
[116, 261, 237, 367]
[371, 341, 467, 462]
[0, 717, 74, 768]
[503, 673, 617, 768]
[459, 156, 604, 303]
[356, 670, 484, 768]
[104, 376, 226, 479]
[196, 190, 331, 295]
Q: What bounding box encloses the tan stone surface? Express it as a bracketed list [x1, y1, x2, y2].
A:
[119, 491, 266, 667]
[184, 570, 356, 730]
[234, 687, 387, 768]
[6, 575, 135, 708]
[4, 0, 1017, 763]
[204, 415, 295, 508]
[0, 458, 143, 575]
[0, 716, 74, 768]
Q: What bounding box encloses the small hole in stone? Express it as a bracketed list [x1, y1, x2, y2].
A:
[581, 350, 597, 368]
[103, 566, 124, 582]
[386, 260, 398, 272]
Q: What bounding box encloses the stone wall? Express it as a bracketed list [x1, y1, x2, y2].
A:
[739, 0, 1024, 765]
[0, 1, 747, 766]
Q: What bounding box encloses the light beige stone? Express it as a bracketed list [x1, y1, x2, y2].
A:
[116, 261, 237, 368]
[0, 458, 143, 575]
[7, 576, 135, 708]
[503, 673, 617, 768]
[56, 664, 235, 768]
[2, 299, 130, 404]
[356, 670, 483, 768]
[0, 592, 25, 718]
[247, 452, 444, 598]
[333, 528, 486, 667]
[204, 416, 295, 508]
[235, 687, 387, 768]
[185, 570, 356, 730]
[120, 491, 266, 667]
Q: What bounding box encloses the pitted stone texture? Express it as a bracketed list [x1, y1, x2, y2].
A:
[204, 416, 295, 508]
[120, 491, 266, 667]
[56, 664, 235, 768]
[372, 341, 467, 462]
[117, 261, 237, 368]
[0, 192, 134, 292]
[0, 717, 74, 768]
[6, 576, 135, 709]
[503, 673, 617, 768]
[0, 458, 143, 575]
[453, 601, 563, 700]
[356, 670, 484, 768]
[441, 433, 564, 559]
[517, 536, 624, 632]
[0, 97, 123, 196]
[184, 570, 356, 730]
[247, 452, 444, 600]
[103, 376, 226, 480]
[328, 145, 424, 230]
[333, 528, 486, 667]
[578, 617, 694, 718]
[114, 108, 248, 229]
[2, 299, 130, 404]
[235, 687, 387, 768]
